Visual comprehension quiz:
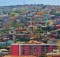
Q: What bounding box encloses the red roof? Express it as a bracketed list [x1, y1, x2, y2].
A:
[56, 25, 60, 29]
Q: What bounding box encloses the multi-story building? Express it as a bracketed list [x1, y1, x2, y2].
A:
[11, 44, 57, 56]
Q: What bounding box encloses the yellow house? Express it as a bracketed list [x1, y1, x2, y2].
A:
[57, 40, 60, 50]
[36, 12, 46, 16]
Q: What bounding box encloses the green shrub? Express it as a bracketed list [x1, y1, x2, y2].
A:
[39, 55, 45, 57]
[0, 46, 4, 49]
[58, 30, 60, 34]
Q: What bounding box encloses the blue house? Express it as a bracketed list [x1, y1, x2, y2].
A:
[0, 19, 4, 30]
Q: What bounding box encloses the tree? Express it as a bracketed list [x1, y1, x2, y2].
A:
[39, 55, 45, 57]
[17, 36, 30, 42]
[11, 12, 16, 16]
[50, 9, 56, 15]
[12, 20, 20, 28]
[0, 46, 4, 49]
[14, 10, 21, 14]
[38, 27, 44, 33]
[46, 26, 51, 31]
[3, 11, 6, 14]
[58, 30, 60, 34]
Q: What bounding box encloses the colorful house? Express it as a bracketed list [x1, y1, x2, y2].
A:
[11, 44, 57, 56]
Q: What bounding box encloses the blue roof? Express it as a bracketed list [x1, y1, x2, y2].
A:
[0, 42, 7, 46]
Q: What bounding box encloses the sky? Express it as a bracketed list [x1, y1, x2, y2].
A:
[0, 0, 60, 6]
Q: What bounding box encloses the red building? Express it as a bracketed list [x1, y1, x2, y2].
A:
[56, 25, 60, 29]
[11, 44, 57, 56]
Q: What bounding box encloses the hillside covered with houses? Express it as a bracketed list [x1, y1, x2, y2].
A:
[0, 4, 60, 45]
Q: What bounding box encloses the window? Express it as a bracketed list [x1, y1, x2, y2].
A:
[11, 31, 13, 33]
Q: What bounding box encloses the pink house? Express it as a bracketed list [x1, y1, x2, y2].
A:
[23, 45, 30, 55]
[48, 45, 54, 52]
[36, 46, 42, 56]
